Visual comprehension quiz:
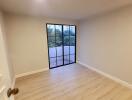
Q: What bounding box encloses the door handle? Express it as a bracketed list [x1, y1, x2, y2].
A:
[7, 88, 19, 97]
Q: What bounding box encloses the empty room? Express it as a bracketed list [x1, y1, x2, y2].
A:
[0, 0, 132, 100]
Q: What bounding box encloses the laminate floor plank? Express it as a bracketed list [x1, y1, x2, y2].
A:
[15, 64, 132, 100]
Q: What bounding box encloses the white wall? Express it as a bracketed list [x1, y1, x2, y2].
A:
[5, 14, 78, 76]
[0, 11, 14, 100]
[78, 5, 132, 84]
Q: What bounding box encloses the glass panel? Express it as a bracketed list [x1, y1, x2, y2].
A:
[47, 24, 76, 68]
[57, 46, 63, 56]
[64, 36, 70, 55]
[70, 46, 75, 54]
[70, 26, 75, 36]
[50, 58, 56, 68]
[64, 36, 70, 46]
[64, 55, 69, 64]
[49, 47, 56, 57]
[56, 35, 63, 56]
[70, 55, 75, 63]
[48, 37, 55, 47]
[55, 25, 62, 37]
[56, 36, 62, 47]
[57, 56, 63, 66]
[63, 25, 69, 36]
[64, 46, 69, 55]
[47, 24, 55, 36]
[70, 36, 75, 46]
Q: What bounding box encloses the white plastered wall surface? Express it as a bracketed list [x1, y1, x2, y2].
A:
[78, 5, 132, 85]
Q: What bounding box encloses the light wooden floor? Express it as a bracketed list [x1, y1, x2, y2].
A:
[15, 64, 132, 100]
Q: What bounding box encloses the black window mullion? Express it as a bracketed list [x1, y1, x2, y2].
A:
[46, 24, 51, 68]
[55, 25, 57, 67]
[69, 26, 70, 64]
[62, 25, 64, 65]
[47, 23, 76, 69]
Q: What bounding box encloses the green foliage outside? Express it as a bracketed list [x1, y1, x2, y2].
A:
[48, 26, 75, 48]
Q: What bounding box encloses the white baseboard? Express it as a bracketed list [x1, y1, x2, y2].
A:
[77, 61, 132, 89]
[15, 68, 49, 78]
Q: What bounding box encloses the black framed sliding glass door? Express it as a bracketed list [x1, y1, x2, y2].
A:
[46, 23, 76, 69]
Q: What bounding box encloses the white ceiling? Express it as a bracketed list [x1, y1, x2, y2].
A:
[0, 0, 132, 20]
